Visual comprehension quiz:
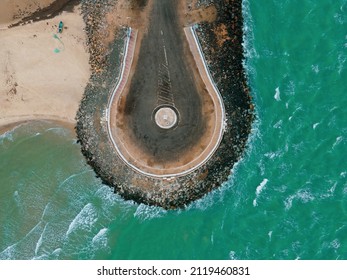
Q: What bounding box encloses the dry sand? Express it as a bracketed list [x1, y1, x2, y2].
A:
[0, 2, 90, 129]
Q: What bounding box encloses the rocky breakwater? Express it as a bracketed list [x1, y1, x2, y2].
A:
[76, 0, 254, 209]
[192, 0, 254, 187]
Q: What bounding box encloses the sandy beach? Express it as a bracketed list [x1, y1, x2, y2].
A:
[0, 1, 90, 130]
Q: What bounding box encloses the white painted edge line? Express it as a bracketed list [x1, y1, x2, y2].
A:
[107, 28, 139, 171]
[107, 28, 132, 113]
[106, 27, 226, 179]
[189, 26, 227, 131]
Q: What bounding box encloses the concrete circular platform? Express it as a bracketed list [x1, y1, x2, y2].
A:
[154, 107, 178, 129]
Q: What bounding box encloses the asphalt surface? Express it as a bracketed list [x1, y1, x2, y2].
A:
[123, 0, 206, 163]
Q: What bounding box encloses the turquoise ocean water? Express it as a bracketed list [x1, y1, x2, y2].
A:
[0, 0, 346, 259]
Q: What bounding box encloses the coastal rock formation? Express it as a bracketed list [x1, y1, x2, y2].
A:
[76, 0, 254, 209]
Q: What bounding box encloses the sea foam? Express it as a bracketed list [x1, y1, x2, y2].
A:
[91, 228, 109, 253]
[274, 87, 281, 101]
[66, 203, 98, 236]
[253, 179, 268, 207]
[332, 136, 343, 149]
[0, 128, 16, 144]
[284, 188, 315, 210]
[133, 204, 166, 220]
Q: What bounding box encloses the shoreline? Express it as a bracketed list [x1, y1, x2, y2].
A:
[0, 2, 90, 137]
[0, 117, 76, 136]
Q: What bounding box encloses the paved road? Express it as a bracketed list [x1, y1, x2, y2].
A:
[122, 0, 206, 163]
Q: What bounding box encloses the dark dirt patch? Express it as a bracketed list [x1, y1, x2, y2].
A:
[9, 0, 80, 28]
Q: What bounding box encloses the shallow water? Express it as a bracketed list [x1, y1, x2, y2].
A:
[0, 0, 346, 259]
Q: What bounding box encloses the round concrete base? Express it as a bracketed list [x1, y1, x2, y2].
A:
[154, 107, 178, 129]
